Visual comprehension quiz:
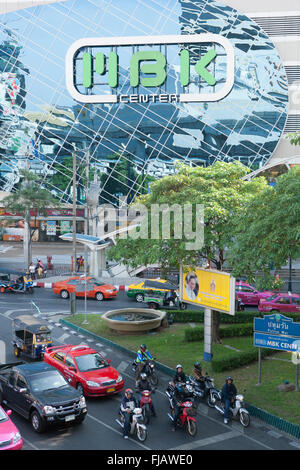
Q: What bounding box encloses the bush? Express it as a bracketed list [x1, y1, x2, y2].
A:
[184, 323, 253, 342]
[168, 310, 259, 324]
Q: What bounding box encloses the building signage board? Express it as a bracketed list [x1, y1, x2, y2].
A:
[66, 34, 235, 104]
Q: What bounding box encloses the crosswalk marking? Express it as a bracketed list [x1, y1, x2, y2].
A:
[56, 333, 70, 343]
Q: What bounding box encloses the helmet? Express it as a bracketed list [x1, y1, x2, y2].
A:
[140, 344, 147, 351]
[226, 376, 233, 382]
[125, 388, 133, 395]
[140, 373, 147, 380]
[176, 364, 182, 369]
[194, 362, 202, 370]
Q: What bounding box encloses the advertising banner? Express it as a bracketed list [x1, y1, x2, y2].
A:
[46, 220, 56, 236]
[182, 268, 235, 315]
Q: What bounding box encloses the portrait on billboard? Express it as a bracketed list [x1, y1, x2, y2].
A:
[184, 271, 199, 300]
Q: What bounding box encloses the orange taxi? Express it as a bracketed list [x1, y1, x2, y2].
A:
[53, 276, 118, 301]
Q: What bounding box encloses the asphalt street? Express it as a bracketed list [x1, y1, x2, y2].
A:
[0, 288, 299, 452]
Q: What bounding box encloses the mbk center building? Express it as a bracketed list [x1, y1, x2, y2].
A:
[0, 0, 298, 208]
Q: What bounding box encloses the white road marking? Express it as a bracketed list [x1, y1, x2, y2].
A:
[290, 441, 300, 449]
[170, 430, 241, 450]
[1, 308, 29, 318]
[117, 361, 128, 373]
[87, 413, 151, 450]
[0, 340, 6, 364]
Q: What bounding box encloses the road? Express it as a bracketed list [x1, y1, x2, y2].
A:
[0, 288, 299, 452]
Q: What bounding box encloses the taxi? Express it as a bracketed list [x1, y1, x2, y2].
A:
[53, 276, 118, 301]
[127, 278, 178, 303]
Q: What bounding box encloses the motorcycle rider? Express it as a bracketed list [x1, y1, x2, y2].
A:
[120, 388, 138, 439]
[221, 376, 237, 424]
[135, 344, 154, 386]
[170, 383, 191, 431]
[136, 372, 156, 417]
[193, 361, 205, 391]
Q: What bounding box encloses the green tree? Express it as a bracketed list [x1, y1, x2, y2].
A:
[108, 161, 267, 342]
[2, 169, 59, 268]
[227, 166, 300, 285]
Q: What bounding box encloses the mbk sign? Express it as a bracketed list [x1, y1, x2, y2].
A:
[66, 34, 235, 104]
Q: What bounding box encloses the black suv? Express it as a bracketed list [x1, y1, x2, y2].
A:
[0, 361, 87, 432]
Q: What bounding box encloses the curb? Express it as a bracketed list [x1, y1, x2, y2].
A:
[60, 317, 300, 440]
[34, 282, 128, 291]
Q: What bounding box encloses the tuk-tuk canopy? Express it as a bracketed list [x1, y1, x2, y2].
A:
[143, 280, 178, 290]
[12, 315, 51, 334]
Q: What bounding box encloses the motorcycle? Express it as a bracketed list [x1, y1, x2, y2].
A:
[165, 383, 197, 436]
[137, 389, 155, 425]
[185, 373, 219, 408]
[132, 358, 158, 386]
[213, 391, 250, 427]
[116, 407, 148, 442]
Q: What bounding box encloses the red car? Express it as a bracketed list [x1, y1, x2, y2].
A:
[0, 406, 23, 450]
[259, 292, 300, 314]
[236, 282, 273, 306]
[53, 276, 118, 301]
[44, 344, 124, 397]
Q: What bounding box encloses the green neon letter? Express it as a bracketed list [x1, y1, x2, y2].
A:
[180, 49, 190, 87]
[194, 49, 217, 86]
[130, 51, 166, 88]
[108, 52, 118, 88]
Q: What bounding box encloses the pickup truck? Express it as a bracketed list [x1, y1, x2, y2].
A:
[0, 361, 87, 433]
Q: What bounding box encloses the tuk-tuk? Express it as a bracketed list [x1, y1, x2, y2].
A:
[12, 315, 52, 360]
[143, 289, 187, 310]
[0, 269, 34, 294]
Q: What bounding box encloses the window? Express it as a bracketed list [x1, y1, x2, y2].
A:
[68, 280, 79, 285]
[24, 331, 33, 345]
[240, 287, 255, 293]
[291, 298, 300, 305]
[276, 297, 290, 305]
[75, 353, 108, 372]
[65, 355, 76, 369]
[266, 294, 278, 302]
[15, 330, 24, 340]
[53, 351, 66, 363]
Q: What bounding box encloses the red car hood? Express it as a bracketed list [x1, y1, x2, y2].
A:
[79, 366, 119, 382]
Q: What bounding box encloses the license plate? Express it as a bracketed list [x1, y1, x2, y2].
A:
[65, 415, 75, 422]
[107, 387, 115, 393]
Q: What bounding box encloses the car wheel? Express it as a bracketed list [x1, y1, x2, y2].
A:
[60, 290, 69, 299]
[96, 292, 104, 301]
[76, 383, 85, 396]
[135, 293, 144, 303]
[31, 410, 46, 433]
[75, 415, 86, 425]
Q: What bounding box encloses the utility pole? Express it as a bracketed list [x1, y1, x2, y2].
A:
[84, 147, 89, 276]
[72, 149, 77, 274]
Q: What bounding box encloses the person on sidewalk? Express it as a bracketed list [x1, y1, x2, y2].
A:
[221, 376, 237, 424]
[29, 262, 36, 280]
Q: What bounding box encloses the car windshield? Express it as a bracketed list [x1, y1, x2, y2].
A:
[266, 294, 278, 301]
[0, 408, 8, 422]
[29, 371, 68, 392]
[75, 353, 108, 372]
[35, 333, 51, 342]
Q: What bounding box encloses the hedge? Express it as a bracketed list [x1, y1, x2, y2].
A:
[184, 323, 253, 342]
[168, 310, 300, 325]
[211, 347, 275, 373]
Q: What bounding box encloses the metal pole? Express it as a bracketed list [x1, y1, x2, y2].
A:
[296, 361, 299, 392]
[83, 272, 88, 325]
[257, 347, 261, 385]
[72, 150, 77, 274]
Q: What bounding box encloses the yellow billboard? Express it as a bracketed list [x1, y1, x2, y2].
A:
[182, 268, 235, 315]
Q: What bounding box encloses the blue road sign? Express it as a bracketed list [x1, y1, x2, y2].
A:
[254, 313, 300, 338]
[254, 332, 300, 353]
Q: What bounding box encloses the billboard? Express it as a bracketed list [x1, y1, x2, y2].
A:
[182, 268, 235, 315]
